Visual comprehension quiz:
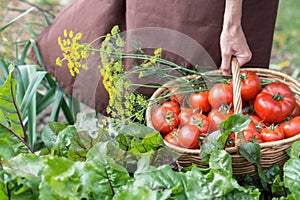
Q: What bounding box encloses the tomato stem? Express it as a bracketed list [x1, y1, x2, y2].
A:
[272, 92, 284, 101]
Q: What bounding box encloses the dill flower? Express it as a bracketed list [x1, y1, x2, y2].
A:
[56, 29, 89, 76]
[99, 26, 147, 124]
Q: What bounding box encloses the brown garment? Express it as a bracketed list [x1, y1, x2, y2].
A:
[30, 0, 279, 114]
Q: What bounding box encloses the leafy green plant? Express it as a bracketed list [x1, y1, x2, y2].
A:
[0, 6, 83, 150]
[0, 111, 263, 199]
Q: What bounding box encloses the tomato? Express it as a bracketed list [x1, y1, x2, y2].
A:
[280, 116, 300, 138]
[231, 71, 261, 101]
[188, 113, 210, 133]
[244, 129, 262, 143]
[164, 129, 180, 146]
[208, 104, 233, 132]
[178, 108, 195, 127]
[178, 124, 201, 149]
[291, 102, 300, 117]
[161, 101, 181, 115]
[151, 106, 179, 136]
[254, 81, 296, 124]
[250, 114, 266, 130]
[169, 87, 187, 104]
[226, 133, 235, 147]
[208, 83, 233, 108]
[260, 125, 285, 142]
[189, 91, 211, 113]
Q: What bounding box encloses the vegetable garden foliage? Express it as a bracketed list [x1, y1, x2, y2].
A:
[0, 70, 300, 200]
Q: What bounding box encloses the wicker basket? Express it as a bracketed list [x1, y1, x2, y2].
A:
[146, 58, 300, 177]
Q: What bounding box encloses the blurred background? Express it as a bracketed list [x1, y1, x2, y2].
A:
[1, 0, 300, 79]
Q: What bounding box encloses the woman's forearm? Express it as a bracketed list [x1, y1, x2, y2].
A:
[223, 0, 243, 28]
[220, 0, 252, 75]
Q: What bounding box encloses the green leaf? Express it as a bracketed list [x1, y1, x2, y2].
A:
[68, 127, 110, 161]
[186, 167, 260, 199]
[82, 142, 131, 200]
[0, 132, 29, 160]
[36, 87, 56, 115]
[135, 152, 158, 174]
[116, 123, 164, 154]
[54, 126, 77, 156]
[209, 149, 232, 175]
[223, 189, 260, 200]
[0, 7, 35, 33]
[120, 123, 158, 138]
[192, 114, 243, 165]
[200, 130, 223, 164]
[239, 142, 271, 184]
[239, 142, 261, 164]
[289, 141, 300, 159]
[2, 154, 43, 179]
[0, 181, 9, 200]
[113, 186, 160, 200]
[218, 114, 251, 144]
[132, 165, 187, 200]
[48, 121, 68, 135]
[67, 113, 110, 161]
[129, 131, 164, 154]
[284, 158, 300, 199]
[49, 87, 64, 122]
[219, 114, 252, 133]
[61, 98, 75, 125]
[0, 138, 15, 160]
[41, 124, 58, 149]
[0, 72, 24, 138]
[39, 156, 83, 199]
[20, 70, 47, 116]
[1, 154, 43, 199]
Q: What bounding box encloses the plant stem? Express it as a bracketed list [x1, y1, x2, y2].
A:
[10, 74, 28, 143]
[0, 122, 34, 154]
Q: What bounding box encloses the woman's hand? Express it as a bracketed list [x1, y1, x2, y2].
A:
[220, 0, 252, 76]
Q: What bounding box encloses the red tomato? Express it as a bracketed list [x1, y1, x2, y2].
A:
[244, 129, 262, 143]
[189, 91, 211, 113]
[151, 106, 179, 136]
[231, 71, 261, 101]
[178, 108, 195, 127]
[178, 124, 201, 149]
[260, 125, 285, 142]
[291, 102, 300, 117]
[246, 120, 257, 131]
[250, 115, 265, 129]
[169, 87, 187, 104]
[208, 83, 233, 108]
[208, 105, 233, 132]
[188, 113, 210, 133]
[226, 133, 235, 147]
[164, 129, 180, 146]
[161, 101, 181, 115]
[254, 82, 296, 124]
[280, 116, 300, 138]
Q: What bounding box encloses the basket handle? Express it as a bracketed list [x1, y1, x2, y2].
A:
[231, 57, 247, 147]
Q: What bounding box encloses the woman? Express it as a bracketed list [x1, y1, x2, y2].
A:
[31, 0, 279, 114]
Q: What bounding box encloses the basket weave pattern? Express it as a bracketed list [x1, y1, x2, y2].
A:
[146, 62, 300, 177]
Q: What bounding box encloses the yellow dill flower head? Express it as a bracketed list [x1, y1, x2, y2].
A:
[63, 29, 68, 37]
[154, 48, 162, 57]
[56, 29, 90, 76]
[55, 57, 62, 67]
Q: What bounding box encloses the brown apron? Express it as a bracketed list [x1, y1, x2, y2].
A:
[31, 0, 279, 115]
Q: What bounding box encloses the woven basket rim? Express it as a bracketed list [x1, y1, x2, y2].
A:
[146, 68, 300, 155]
